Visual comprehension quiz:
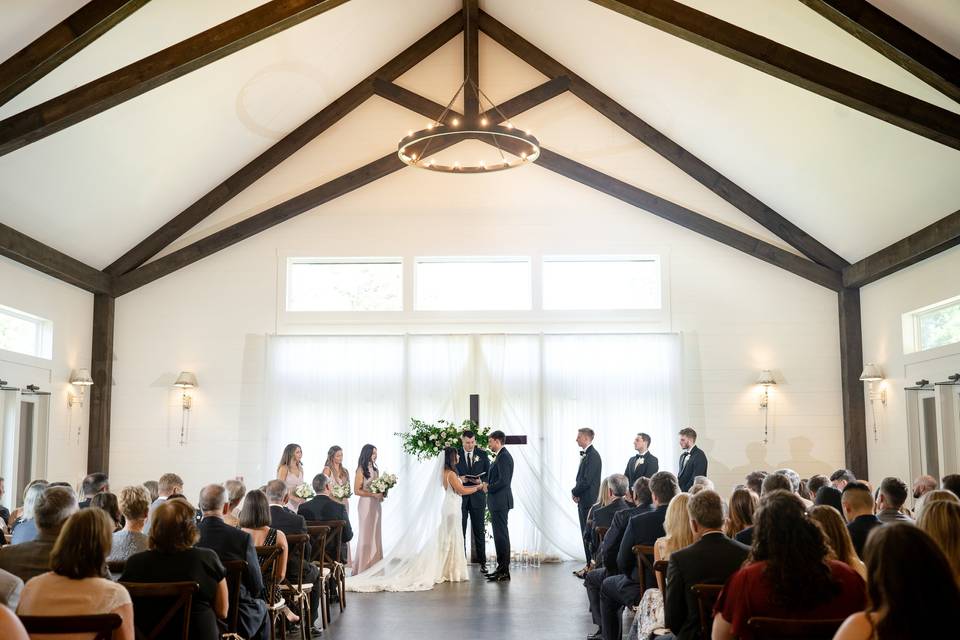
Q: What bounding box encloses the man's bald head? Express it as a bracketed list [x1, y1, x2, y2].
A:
[198, 484, 228, 514]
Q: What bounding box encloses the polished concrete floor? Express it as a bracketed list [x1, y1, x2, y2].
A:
[323, 562, 597, 640]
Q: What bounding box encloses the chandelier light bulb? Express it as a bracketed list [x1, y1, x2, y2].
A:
[480, 117, 488, 126]
[506, 122, 514, 129]
[427, 122, 435, 129]
[520, 152, 527, 160]
[411, 153, 417, 161]
[451, 118, 459, 126]
[407, 130, 413, 137]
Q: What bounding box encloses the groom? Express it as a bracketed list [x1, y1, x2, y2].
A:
[484, 430, 513, 582]
[457, 429, 491, 570]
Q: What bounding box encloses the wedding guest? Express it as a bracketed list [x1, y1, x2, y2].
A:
[834, 524, 960, 640]
[912, 474, 937, 501]
[322, 446, 351, 506]
[875, 477, 912, 523]
[917, 500, 960, 582]
[0, 568, 22, 609]
[0, 604, 27, 639]
[277, 443, 305, 497]
[712, 491, 866, 640]
[0, 487, 77, 582]
[807, 474, 830, 498]
[266, 480, 321, 630]
[121, 499, 227, 639]
[298, 474, 353, 561]
[736, 474, 792, 546]
[0, 477, 8, 533]
[689, 476, 713, 495]
[831, 468, 856, 489]
[78, 472, 109, 509]
[744, 471, 767, 496]
[144, 472, 183, 535]
[108, 486, 150, 562]
[582, 475, 630, 573]
[240, 490, 298, 626]
[915, 488, 960, 520]
[223, 479, 246, 527]
[91, 492, 123, 531]
[815, 484, 843, 512]
[573, 427, 603, 567]
[808, 505, 866, 580]
[197, 484, 268, 640]
[841, 482, 881, 557]
[942, 473, 960, 497]
[8, 479, 46, 535]
[10, 482, 47, 545]
[775, 468, 812, 508]
[723, 487, 758, 539]
[353, 444, 384, 575]
[578, 476, 612, 576]
[676, 428, 707, 492]
[143, 480, 159, 504]
[17, 508, 134, 640]
[663, 490, 749, 640]
[624, 433, 658, 488]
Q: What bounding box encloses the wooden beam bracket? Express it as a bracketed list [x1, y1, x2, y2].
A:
[0, 222, 113, 294]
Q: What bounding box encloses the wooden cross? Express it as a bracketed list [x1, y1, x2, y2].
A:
[469, 394, 527, 445]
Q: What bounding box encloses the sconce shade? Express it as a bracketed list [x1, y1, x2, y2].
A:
[756, 370, 777, 386]
[70, 368, 94, 386]
[859, 363, 884, 382]
[173, 371, 198, 388]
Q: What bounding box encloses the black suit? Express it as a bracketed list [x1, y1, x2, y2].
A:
[573, 445, 603, 559]
[197, 516, 268, 640]
[486, 447, 514, 575]
[269, 504, 320, 621]
[847, 514, 882, 557]
[456, 447, 490, 564]
[584, 502, 650, 627]
[664, 533, 749, 640]
[735, 526, 753, 547]
[677, 445, 708, 492]
[624, 451, 659, 487]
[585, 498, 631, 563]
[298, 495, 353, 562]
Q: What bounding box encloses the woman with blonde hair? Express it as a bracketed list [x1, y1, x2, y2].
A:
[108, 485, 151, 562]
[808, 505, 866, 580]
[918, 500, 960, 582]
[576, 477, 614, 577]
[724, 488, 758, 539]
[915, 488, 960, 520]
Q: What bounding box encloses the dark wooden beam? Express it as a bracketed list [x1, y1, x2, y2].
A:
[583, 0, 960, 150]
[0, 222, 113, 294]
[843, 209, 960, 288]
[800, 0, 960, 102]
[87, 293, 115, 474]
[106, 12, 463, 276]
[463, 0, 480, 117]
[479, 12, 849, 272]
[481, 76, 570, 122]
[373, 77, 462, 123]
[0, 0, 353, 157]
[0, 0, 149, 107]
[838, 287, 868, 479]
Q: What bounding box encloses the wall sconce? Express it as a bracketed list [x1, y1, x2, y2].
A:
[757, 370, 776, 445]
[68, 368, 94, 444]
[860, 363, 885, 442]
[173, 371, 197, 446]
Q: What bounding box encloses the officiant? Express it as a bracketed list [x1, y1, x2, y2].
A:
[624, 432, 659, 488]
[457, 429, 491, 571]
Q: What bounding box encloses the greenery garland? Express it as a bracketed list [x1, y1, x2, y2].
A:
[395, 418, 492, 462]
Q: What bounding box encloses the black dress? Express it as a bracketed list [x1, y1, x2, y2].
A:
[120, 547, 226, 640]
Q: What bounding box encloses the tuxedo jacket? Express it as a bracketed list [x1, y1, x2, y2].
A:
[677, 445, 708, 492]
[847, 514, 882, 557]
[298, 495, 354, 549]
[197, 516, 264, 601]
[624, 452, 659, 487]
[573, 445, 603, 505]
[486, 447, 514, 512]
[456, 447, 490, 508]
[601, 504, 654, 574]
[269, 505, 317, 583]
[617, 504, 669, 584]
[664, 533, 750, 640]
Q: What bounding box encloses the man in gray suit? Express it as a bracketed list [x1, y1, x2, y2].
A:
[0, 487, 77, 582]
[0, 568, 23, 610]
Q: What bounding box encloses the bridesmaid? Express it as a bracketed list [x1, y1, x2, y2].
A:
[277, 443, 305, 508]
[324, 445, 352, 563]
[353, 444, 384, 574]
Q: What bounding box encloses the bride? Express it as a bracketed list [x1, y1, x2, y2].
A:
[346, 446, 484, 592]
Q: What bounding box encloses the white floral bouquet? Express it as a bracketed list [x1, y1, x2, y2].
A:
[331, 483, 352, 500]
[396, 419, 493, 461]
[293, 482, 315, 500]
[369, 473, 398, 496]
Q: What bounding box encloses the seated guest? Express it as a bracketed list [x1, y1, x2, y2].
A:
[797, 478, 813, 501]
[808, 505, 866, 580]
[0, 487, 77, 581]
[267, 480, 321, 633]
[144, 472, 184, 535]
[830, 468, 856, 489]
[723, 488, 758, 539]
[109, 486, 150, 562]
[91, 492, 123, 531]
[197, 485, 268, 640]
[841, 481, 881, 557]
[583, 475, 631, 572]
[736, 473, 791, 547]
[223, 479, 246, 527]
[8, 479, 46, 534]
[78, 472, 109, 509]
[744, 471, 767, 496]
[240, 490, 299, 626]
[713, 491, 866, 640]
[664, 490, 749, 640]
[0, 568, 22, 609]
[577, 476, 613, 576]
[598, 471, 679, 640]
[689, 476, 713, 495]
[915, 488, 959, 520]
[298, 474, 354, 561]
[143, 480, 159, 504]
[917, 500, 960, 583]
[10, 481, 48, 545]
[875, 477, 912, 523]
[807, 474, 829, 498]
[0, 604, 27, 640]
[834, 524, 960, 640]
[942, 473, 960, 497]
[17, 509, 134, 639]
[775, 468, 812, 508]
[121, 499, 227, 640]
[815, 484, 843, 512]
[912, 474, 937, 501]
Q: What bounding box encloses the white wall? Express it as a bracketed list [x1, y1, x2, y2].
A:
[0, 256, 93, 491]
[860, 245, 960, 486]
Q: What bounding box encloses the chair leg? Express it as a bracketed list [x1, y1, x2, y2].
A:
[321, 583, 330, 628]
[301, 594, 312, 640]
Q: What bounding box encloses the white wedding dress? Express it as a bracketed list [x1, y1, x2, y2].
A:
[346, 460, 468, 592]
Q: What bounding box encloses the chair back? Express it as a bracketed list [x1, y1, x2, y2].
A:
[221, 559, 247, 635]
[255, 544, 282, 605]
[19, 614, 122, 640]
[107, 559, 126, 576]
[631, 544, 655, 592]
[285, 533, 310, 587]
[653, 560, 669, 595]
[306, 525, 330, 564]
[121, 581, 198, 640]
[305, 520, 345, 563]
[691, 584, 724, 640]
[747, 617, 845, 640]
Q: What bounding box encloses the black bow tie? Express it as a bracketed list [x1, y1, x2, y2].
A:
[580, 450, 586, 457]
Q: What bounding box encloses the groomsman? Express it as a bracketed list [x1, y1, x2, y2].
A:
[485, 431, 514, 582]
[572, 428, 603, 563]
[624, 433, 658, 488]
[676, 427, 708, 492]
[457, 430, 491, 570]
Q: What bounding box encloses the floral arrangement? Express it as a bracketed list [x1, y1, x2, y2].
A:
[396, 418, 492, 461]
[370, 473, 398, 496]
[331, 483, 352, 501]
[293, 482, 315, 500]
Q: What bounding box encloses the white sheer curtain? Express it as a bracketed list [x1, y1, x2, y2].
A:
[266, 332, 682, 561]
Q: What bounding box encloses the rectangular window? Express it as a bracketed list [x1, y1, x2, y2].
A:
[0, 304, 52, 359]
[286, 258, 402, 311]
[415, 257, 531, 311]
[542, 256, 661, 310]
[907, 295, 960, 353]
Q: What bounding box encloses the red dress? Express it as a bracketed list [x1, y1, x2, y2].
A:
[714, 560, 866, 640]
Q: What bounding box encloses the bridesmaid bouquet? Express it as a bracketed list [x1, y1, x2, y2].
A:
[331, 483, 352, 500]
[293, 483, 316, 501]
[370, 473, 398, 497]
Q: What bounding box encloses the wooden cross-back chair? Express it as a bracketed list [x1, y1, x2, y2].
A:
[653, 560, 669, 596]
[19, 614, 122, 640]
[304, 525, 333, 629]
[631, 544, 656, 595]
[692, 583, 723, 640]
[281, 533, 314, 640]
[255, 544, 284, 640]
[220, 559, 246, 639]
[306, 519, 347, 614]
[121, 581, 198, 640]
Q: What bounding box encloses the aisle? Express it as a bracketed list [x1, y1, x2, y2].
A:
[324, 562, 595, 639]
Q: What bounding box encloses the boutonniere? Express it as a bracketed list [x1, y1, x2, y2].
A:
[638, 457, 645, 464]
